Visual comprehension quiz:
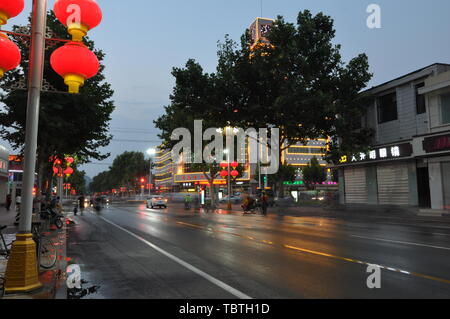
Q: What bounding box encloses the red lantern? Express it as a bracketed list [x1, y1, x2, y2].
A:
[220, 162, 229, 169]
[231, 161, 239, 169]
[64, 167, 74, 176]
[65, 157, 74, 165]
[0, 0, 24, 25]
[50, 41, 100, 94]
[220, 170, 228, 179]
[53, 167, 59, 175]
[231, 170, 239, 178]
[0, 33, 21, 79]
[54, 0, 102, 42]
[54, 158, 62, 166]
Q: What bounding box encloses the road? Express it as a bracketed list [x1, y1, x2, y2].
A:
[66, 203, 450, 299]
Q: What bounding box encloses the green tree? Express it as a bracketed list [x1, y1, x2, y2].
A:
[214, 11, 373, 163]
[302, 157, 327, 192]
[0, 12, 114, 194]
[266, 164, 297, 197]
[90, 152, 151, 194]
[66, 168, 87, 195]
[155, 10, 373, 189]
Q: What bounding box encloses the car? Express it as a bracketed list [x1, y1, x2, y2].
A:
[146, 196, 168, 209]
[219, 195, 242, 204]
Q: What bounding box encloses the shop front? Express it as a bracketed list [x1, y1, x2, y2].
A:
[337, 142, 417, 208]
[413, 132, 450, 211]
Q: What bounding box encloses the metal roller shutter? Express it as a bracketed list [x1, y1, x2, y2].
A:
[377, 164, 409, 205]
[442, 162, 450, 210]
[344, 167, 368, 204]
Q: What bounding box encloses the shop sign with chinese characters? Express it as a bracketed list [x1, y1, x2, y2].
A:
[339, 143, 413, 164]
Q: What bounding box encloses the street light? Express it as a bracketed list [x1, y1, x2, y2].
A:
[223, 149, 232, 210]
[147, 148, 156, 196]
[2, 0, 103, 294]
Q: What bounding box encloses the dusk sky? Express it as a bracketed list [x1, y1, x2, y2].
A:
[9, 0, 450, 178]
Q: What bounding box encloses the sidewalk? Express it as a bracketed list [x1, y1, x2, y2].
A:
[0, 206, 68, 299]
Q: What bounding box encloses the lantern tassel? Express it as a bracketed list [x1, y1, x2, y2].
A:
[0, 68, 4, 79]
[64, 74, 85, 94]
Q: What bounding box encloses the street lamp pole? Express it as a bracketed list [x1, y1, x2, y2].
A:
[149, 157, 152, 196]
[227, 150, 232, 210]
[5, 0, 47, 293]
[147, 148, 156, 197]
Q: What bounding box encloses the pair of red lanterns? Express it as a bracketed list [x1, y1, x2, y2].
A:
[0, 0, 23, 79]
[0, 0, 102, 94]
[220, 161, 240, 179]
[52, 156, 74, 177]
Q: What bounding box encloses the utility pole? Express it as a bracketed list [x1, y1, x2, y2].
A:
[5, 0, 47, 293]
[148, 157, 152, 197]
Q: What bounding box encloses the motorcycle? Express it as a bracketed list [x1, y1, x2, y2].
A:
[242, 200, 259, 215]
[40, 208, 64, 229]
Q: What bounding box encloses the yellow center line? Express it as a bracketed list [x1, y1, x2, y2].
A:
[175, 221, 450, 286]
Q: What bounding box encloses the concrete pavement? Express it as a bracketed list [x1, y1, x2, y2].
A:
[0, 206, 68, 299]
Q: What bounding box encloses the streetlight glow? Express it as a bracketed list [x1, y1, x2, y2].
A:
[147, 148, 156, 156]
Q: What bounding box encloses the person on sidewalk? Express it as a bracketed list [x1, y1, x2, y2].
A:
[5, 194, 11, 211]
[260, 191, 269, 216]
[78, 195, 85, 212]
[184, 194, 192, 209]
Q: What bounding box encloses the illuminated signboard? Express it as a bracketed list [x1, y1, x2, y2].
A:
[339, 143, 413, 164]
[284, 181, 304, 186]
[423, 134, 450, 154]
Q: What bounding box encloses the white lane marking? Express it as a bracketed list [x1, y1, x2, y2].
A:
[99, 216, 252, 299]
[351, 235, 450, 251]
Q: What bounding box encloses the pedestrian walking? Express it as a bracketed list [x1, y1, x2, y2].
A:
[6, 194, 11, 211]
[261, 191, 269, 216]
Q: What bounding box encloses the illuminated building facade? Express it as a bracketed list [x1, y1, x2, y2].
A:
[154, 149, 175, 192]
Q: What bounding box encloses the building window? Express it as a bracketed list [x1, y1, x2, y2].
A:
[442, 93, 450, 125]
[377, 92, 398, 123]
[415, 83, 426, 114]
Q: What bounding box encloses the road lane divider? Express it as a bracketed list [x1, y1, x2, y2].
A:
[176, 220, 450, 286]
[99, 216, 252, 299]
[351, 235, 450, 251]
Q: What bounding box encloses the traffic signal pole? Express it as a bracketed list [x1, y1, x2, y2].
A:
[5, 0, 47, 294]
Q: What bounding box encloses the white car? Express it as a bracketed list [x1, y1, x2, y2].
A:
[146, 196, 168, 209]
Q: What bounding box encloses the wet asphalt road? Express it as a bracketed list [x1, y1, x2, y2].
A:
[66, 203, 450, 299]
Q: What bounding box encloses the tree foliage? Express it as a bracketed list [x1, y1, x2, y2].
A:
[301, 157, 327, 190]
[155, 10, 373, 167]
[66, 168, 87, 195]
[90, 151, 151, 193]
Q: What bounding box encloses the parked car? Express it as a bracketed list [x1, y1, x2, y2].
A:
[146, 196, 168, 209]
[219, 195, 242, 204]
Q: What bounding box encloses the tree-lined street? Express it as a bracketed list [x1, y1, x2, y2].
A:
[1, 0, 450, 303]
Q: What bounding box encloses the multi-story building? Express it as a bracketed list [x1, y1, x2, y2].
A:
[283, 139, 333, 183]
[335, 63, 450, 214]
[154, 149, 175, 192]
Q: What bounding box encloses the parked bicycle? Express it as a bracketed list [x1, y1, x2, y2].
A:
[39, 208, 64, 230]
[0, 275, 4, 298]
[0, 225, 11, 259]
[32, 222, 58, 270]
[0, 223, 57, 270]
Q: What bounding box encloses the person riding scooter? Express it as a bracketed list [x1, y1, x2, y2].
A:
[184, 195, 192, 210]
[242, 196, 256, 214]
